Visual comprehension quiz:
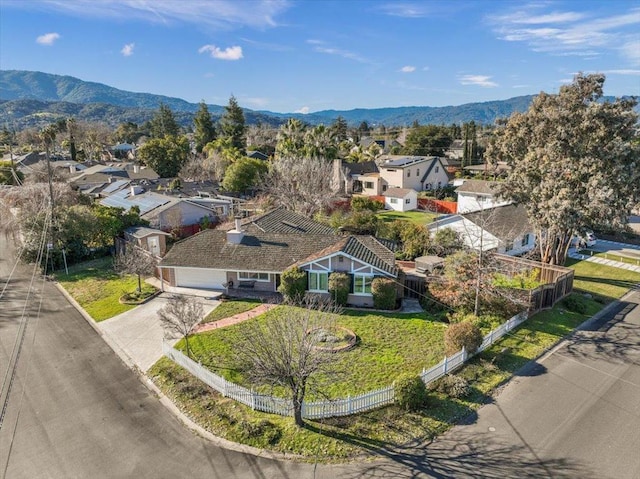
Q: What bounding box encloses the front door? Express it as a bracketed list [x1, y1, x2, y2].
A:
[148, 236, 160, 256]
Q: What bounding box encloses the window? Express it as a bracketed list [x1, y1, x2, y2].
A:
[308, 272, 328, 292]
[239, 271, 269, 282]
[364, 181, 374, 189]
[521, 234, 531, 247]
[405, 198, 411, 204]
[417, 169, 420, 176]
[407, 170, 411, 177]
[505, 240, 514, 252]
[382, 185, 388, 192]
[435, 166, 439, 173]
[354, 275, 373, 294]
[390, 198, 398, 204]
[386, 169, 396, 172]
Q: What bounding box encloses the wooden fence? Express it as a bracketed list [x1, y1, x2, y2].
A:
[163, 311, 529, 419]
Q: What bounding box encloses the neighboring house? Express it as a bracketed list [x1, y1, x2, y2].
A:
[124, 226, 171, 257]
[383, 188, 418, 212]
[462, 162, 510, 179]
[100, 187, 221, 230]
[378, 156, 450, 192]
[428, 204, 535, 256]
[455, 179, 512, 214]
[70, 163, 159, 192]
[332, 159, 380, 195]
[246, 150, 269, 161]
[159, 208, 399, 306]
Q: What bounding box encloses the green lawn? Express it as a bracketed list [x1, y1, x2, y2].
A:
[202, 298, 263, 324]
[57, 256, 157, 322]
[566, 258, 640, 300]
[149, 293, 603, 460]
[376, 210, 438, 225]
[188, 307, 446, 398]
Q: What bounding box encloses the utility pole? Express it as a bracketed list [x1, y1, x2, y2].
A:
[41, 125, 57, 273]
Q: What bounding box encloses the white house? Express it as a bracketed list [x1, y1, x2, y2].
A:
[383, 188, 418, 212]
[378, 156, 450, 192]
[455, 179, 512, 214]
[428, 204, 536, 256]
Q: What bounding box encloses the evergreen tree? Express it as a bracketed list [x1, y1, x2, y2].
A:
[331, 116, 348, 142]
[193, 101, 216, 154]
[150, 103, 180, 138]
[220, 95, 246, 153]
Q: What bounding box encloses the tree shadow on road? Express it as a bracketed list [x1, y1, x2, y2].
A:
[335, 431, 589, 478]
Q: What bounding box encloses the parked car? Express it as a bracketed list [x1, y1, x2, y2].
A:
[572, 231, 597, 248]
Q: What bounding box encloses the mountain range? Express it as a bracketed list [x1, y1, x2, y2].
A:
[0, 70, 634, 130]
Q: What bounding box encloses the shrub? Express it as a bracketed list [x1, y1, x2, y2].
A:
[328, 272, 350, 306]
[430, 374, 470, 399]
[562, 294, 588, 314]
[372, 277, 396, 310]
[444, 321, 483, 356]
[351, 196, 384, 212]
[394, 374, 427, 411]
[278, 266, 307, 303]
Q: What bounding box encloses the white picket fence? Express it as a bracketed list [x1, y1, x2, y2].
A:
[163, 310, 529, 419]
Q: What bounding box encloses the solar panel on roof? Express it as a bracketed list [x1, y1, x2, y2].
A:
[102, 179, 129, 194]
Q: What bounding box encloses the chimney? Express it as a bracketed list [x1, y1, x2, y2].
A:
[133, 164, 140, 174]
[69, 164, 76, 174]
[226, 216, 244, 244]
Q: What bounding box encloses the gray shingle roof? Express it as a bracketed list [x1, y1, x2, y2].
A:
[161, 230, 340, 272]
[383, 187, 415, 198]
[463, 204, 532, 240]
[238, 207, 336, 235]
[455, 179, 501, 195]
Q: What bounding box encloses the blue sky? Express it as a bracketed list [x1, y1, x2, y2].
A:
[1, 0, 639, 113]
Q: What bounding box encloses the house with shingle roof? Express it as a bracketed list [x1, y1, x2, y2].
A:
[159, 208, 399, 306]
[427, 204, 535, 256]
[455, 179, 512, 214]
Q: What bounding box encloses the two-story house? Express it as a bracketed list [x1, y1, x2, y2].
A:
[378, 156, 450, 192]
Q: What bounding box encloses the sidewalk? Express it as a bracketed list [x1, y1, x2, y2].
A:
[194, 303, 277, 333]
[568, 247, 640, 273]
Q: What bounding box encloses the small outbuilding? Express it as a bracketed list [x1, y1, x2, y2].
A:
[383, 188, 418, 212]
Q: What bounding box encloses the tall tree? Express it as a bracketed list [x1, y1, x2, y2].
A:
[137, 135, 190, 177]
[275, 118, 307, 159]
[221, 156, 268, 193]
[487, 73, 640, 265]
[149, 103, 180, 138]
[66, 117, 78, 162]
[262, 156, 340, 216]
[220, 95, 246, 153]
[331, 116, 348, 142]
[193, 101, 216, 154]
[403, 125, 452, 156]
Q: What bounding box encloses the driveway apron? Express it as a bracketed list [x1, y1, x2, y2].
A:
[98, 293, 219, 372]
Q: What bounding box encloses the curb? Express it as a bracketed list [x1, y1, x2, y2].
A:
[54, 281, 293, 462]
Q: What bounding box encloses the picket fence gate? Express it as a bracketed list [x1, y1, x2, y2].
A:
[163, 311, 529, 419]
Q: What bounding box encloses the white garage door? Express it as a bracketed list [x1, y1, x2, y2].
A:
[175, 268, 227, 289]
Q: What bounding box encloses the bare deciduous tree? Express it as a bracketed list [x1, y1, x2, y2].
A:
[114, 244, 157, 292]
[158, 295, 204, 358]
[262, 156, 340, 216]
[233, 300, 342, 427]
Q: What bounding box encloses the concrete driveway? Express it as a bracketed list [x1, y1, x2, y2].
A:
[99, 293, 220, 372]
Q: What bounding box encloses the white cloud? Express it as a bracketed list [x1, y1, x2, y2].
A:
[458, 75, 498, 87]
[198, 44, 243, 60]
[313, 45, 372, 64]
[620, 40, 640, 65]
[377, 3, 431, 18]
[20, 0, 289, 30]
[400, 65, 416, 73]
[36, 32, 60, 45]
[295, 106, 310, 114]
[241, 97, 268, 108]
[121, 43, 135, 56]
[488, 5, 640, 59]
